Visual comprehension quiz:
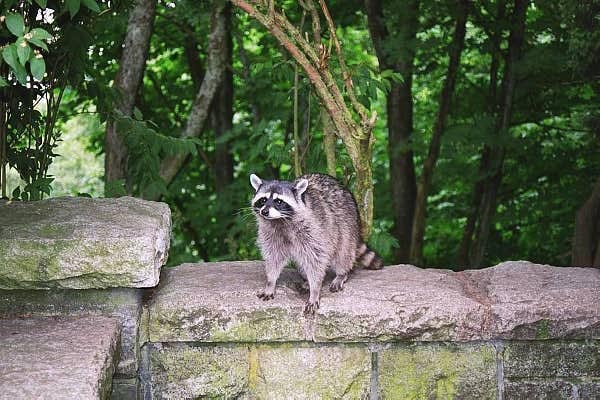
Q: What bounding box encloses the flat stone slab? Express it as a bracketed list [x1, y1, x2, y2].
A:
[0, 288, 143, 377]
[147, 261, 600, 342]
[0, 315, 120, 400]
[0, 196, 171, 289]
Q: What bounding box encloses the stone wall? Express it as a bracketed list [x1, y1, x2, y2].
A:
[0, 197, 598, 399]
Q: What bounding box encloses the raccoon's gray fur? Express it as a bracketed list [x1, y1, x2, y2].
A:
[250, 173, 383, 314]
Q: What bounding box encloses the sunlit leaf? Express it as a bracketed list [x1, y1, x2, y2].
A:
[2, 44, 19, 70]
[30, 28, 53, 41]
[5, 13, 25, 37]
[2, 44, 28, 84]
[29, 37, 49, 52]
[30, 57, 46, 81]
[16, 38, 31, 65]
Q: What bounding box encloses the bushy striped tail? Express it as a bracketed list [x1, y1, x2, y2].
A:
[356, 243, 384, 270]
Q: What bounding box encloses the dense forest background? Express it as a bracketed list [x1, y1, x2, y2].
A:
[0, 0, 598, 269]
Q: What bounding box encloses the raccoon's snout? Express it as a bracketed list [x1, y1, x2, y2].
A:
[260, 207, 269, 217]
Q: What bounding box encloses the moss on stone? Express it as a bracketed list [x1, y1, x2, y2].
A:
[379, 343, 497, 400]
[149, 344, 249, 399]
[39, 224, 73, 239]
[0, 237, 150, 289]
[535, 319, 551, 339]
[249, 344, 371, 399]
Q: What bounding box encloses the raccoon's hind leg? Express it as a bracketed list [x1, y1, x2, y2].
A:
[296, 265, 310, 293]
[258, 253, 287, 301]
[329, 273, 348, 292]
[329, 246, 355, 292]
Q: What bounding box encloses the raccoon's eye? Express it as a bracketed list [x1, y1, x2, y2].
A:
[254, 198, 266, 208]
[274, 199, 284, 206]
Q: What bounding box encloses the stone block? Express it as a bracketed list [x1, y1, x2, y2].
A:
[0, 315, 120, 400]
[147, 343, 371, 399]
[248, 345, 371, 399]
[0, 196, 171, 290]
[147, 262, 486, 343]
[0, 288, 143, 377]
[148, 343, 249, 399]
[579, 381, 600, 399]
[110, 378, 139, 400]
[148, 261, 600, 343]
[503, 341, 600, 378]
[504, 379, 574, 399]
[464, 261, 600, 339]
[378, 343, 497, 399]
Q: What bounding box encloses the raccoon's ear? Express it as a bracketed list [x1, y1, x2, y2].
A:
[294, 178, 308, 197]
[250, 174, 262, 191]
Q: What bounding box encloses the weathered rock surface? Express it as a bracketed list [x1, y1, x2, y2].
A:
[0, 315, 120, 400]
[0, 288, 143, 377]
[147, 261, 600, 342]
[378, 343, 497, 399]
[147, 343, 371, 399]
[464, 261, 600, 339]
[0, 196, 171, 289]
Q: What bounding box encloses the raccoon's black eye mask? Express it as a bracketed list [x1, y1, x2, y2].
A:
[254, 197, 267, 208]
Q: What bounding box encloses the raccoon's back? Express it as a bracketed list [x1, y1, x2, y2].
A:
[298, 174, 361, 236]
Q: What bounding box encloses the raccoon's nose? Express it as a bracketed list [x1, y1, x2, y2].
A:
[260, 207, 269, 217]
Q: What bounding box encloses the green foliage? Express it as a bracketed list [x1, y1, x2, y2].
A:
[112, 111, 200, 199]
[7, 0, 596, 269]
[0, 0, 101, 200]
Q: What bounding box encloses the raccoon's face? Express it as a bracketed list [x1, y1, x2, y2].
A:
[250, 174, 308, 220]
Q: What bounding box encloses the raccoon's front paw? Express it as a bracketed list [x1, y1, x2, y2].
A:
[257, 290, 274, 301]
[303, 300, 320, 315]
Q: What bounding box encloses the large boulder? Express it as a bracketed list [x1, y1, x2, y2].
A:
[0, 196, 171, 290]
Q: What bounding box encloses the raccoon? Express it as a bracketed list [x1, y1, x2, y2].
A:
[250, 173, 383, 314]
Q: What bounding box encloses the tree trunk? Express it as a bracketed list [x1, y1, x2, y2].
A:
[104, 0, 157, 188]
[159, 1, 229, 186]
[211, 2, 234, 192]
[409, 0, 469, 265]
[572, 177, 600, 267]
[365, 0, 418, 263]
[457, 0, 506, 267]
[470, 0, 528, 267]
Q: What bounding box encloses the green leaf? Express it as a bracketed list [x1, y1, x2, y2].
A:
[30, 57, 46, 81]
[66, 0, 81, 18]
[2, 44, 27, 84]
[30, 28, 53, 41]
[5, 13, 25, 37]
[81, 0, 100, 13]
[2, 45, 19, 70]
[35, 0, 48, 8]
[0, 77, 7, 87]
[16, 38, 31, 66]
[28, 38, 49, 52]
